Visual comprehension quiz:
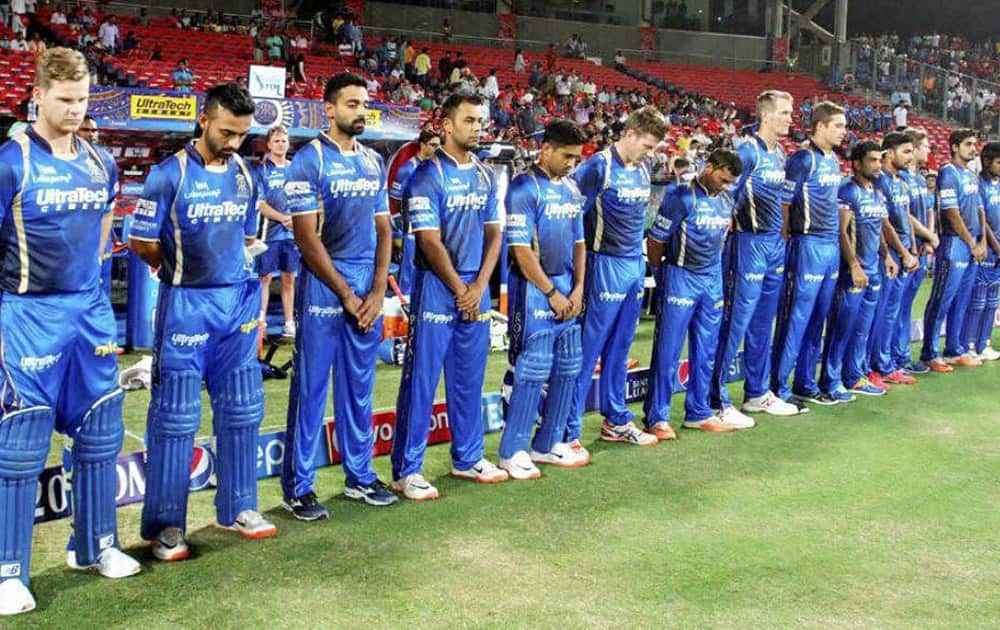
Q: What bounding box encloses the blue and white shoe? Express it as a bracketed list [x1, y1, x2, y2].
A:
[905, 362, 931, 374]
[344, 479, 399, 507]
[847, 378, 887, 396]
[791, 389, 839, 406]
[282, 492, 330, 521]
[827, 388, 856, 404]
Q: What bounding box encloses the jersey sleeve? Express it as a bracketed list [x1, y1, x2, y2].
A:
[130, 162, 174, 241]
[374, 152, 389, 217]
[573, 205, 584, 243]
[838, 182, 857, 214]
[407, 163, 441, 232]
[244, 166, 260, 238]
[732, 141, 758, 205]
[0, 155, 18, 227]
[782, 150, 810, 206]
[483, 168, 500, 225]
[937, 166, 959, 211]
[572, 152, 605, 218]
[505, 175, 536, 248]
[648, 188, 689, 243]
[284, 143, 321, 216]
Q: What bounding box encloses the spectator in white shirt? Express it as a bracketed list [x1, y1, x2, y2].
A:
[10, 0, 25, 34]
[481, 68, 499, 100]
[893, 103, 908, 130]
[8, 31, 27, 51]
[98, 15, 120, 54]
[614, 50, 626, 67]
[49, 6, 66, 24]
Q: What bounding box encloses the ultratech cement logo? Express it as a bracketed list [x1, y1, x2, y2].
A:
[20, 353, 62, 371]
[170, 333, 209, 347]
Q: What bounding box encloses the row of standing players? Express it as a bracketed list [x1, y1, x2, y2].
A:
[2, 62, 999, 615]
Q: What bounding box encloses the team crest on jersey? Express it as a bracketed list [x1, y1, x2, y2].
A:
[87, 157, 108, 184]
[235, 173, 250, 198]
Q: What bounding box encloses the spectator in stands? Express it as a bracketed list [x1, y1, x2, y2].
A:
[121, 30, 136, 52]
[49, 4, 66, 25]
[266, 29, 283, 61]
[136, 7, 149, 26]
[292, 53, 306, 83]
[614, 50, 626, 67]
[481, 68, 499, 101]
[438, 51, 453, 83]
[345, 17, 362, 55]
[514, 48, 525, 73]
[9, 0, 24, 33]
[546, 43, 556, 74]
[414, 47, 431, 86]
[253, 29, 265, 62]
[0, 0, 8, 31]
[441, 17, 451, 43]
[172, 59, 195, 93]
[7, 31, 27, 51]
[26, 30, 43, 54]
[565, 33, 586, 59]
[292, 32, 309, 51]
[893, 102, 908, 130]
[98, 15, 120, 55]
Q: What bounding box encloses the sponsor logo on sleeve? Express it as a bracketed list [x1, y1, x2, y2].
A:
[135, 199, 158, 217]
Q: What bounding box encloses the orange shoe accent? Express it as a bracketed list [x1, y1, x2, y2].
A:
[925, 360, 953, 373]
[626, 358, 639, 369]
[684, 420, 737, 433]
[236, 526, 278, 540]
[148, 542, 190, 562]
[954, 354, 983, 368]
[884, 370, 916, 385]
[651, 423, 677, 441]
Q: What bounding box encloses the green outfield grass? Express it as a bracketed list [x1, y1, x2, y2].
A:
[16, 282, 1000, 628]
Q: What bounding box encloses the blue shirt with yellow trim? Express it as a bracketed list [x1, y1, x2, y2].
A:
[648, 178, 733, 274]
[980, 176, 1000, 241]
[406, 148, 499, 274]
[284, 133, 388, 263]
[733, 134, 785, 234]
[0, 127, 117, 294]
[783, 145, 842, 241]
[839, 179, 887, 272]
[572, 145, 650, 257]
[937, 162, 982, 239]
[253, 157, 292, 242]
[505, 164, 585, 278]
[130, 142, 259, 287]
[876, 170, 914, 251]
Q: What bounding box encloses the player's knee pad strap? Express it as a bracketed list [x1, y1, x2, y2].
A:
[553, 325, 583, 378]
[0, 406, 55, 585]
[212, 365, 264, 526]
[70, 390, 125, 566]
[513, 329, 555, 385]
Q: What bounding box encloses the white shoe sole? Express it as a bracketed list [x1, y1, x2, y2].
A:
[450, 468, 510, 483]
[66, 551, 141, 578]
[500, 465, 542, 480]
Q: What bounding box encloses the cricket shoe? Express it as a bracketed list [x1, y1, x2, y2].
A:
[944, 353, 983, 367]
[866, 372, 891, 391]
[345, 479, 399, 506]
[217, 510, 278, 540]
[847, 378, 887, 396]
[531, 442, 588, 468]
[0, 579, 34, 616]
[282, 321, 296, 340]
[904, 361, 930, 374]
[923, 359, 953, 373]
[883, 370, 916, 385]
[392, 474, 439, 501]
[791, 389, 840, 406]
[151, 527, 189, 562]
[647, 421, 677, 440]
[600, 420, 658, 446]
[499, 451, 542, 480]
[717, 406, 756, 429]
[451, 458, 510, 484]
[566, 439, 591, 465]
[978, 346, 1000, 361]
[282, 492, 330, 521]
[66, 547, 141, 578]
[682, 416, 738, 432]
[742, 391, 800, 416]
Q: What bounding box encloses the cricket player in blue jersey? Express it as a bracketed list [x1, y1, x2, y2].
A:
[820, 142, 891, 399]
[566, 106, 668, 449]
[0, 49, 140, 617]
[254, 125, 298, 339]
[644, 150, 745, 433]
[771, 102, 847, 408]
[391, 93, 507, 500]
[962, 142, 1000, 360]
[710, 90, 800, 422]
[869, 132, 921, 389]
[920, 128, 989, 371]
[390, 128, 441, 295]
[280, 73, 397, 519]
[131, 83, 276, 561]
[499, 119, 589, 479]
[895, 128, 939, 373]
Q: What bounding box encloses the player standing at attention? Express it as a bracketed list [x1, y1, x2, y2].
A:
[131, 83, 276, 561]
[280, 73, 397, 519]
[868, 132, 920, 389]
[819, 142, 890, 399]
[963, 142, 1000, 360]
[255, 125, 298, 339]
[920, 129, 988, 371]
[643, 150, 745, 433]
[0, 47, 140, 617]
[499, 119, 588, 479]
[566, 106, 668, 448]
[390, 128, 441, 295]
[710, 90, 800, 422]
[771, 102, 848, 409]
[391, 93, 507, 500]
[894, 127, 939, 374]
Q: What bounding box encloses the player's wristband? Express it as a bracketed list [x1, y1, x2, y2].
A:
[544, 286, 558, 298]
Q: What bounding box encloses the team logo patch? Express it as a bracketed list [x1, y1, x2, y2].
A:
[235, 173, 250, 198]
[409, 196, 431, 211]
[135, 198, 158, 217]
[240, 319, 260, 334]
[507, 213, 527, 228]
[87, 158, 109, 184]
[94, 341, 119, 357]
[284, 181, 311, 196]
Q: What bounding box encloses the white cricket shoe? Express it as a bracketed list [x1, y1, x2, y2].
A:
[566, 439, 591, 465]
[531, 442, 588, 468]
[499, 451, 542, 480]
[0, 579, 34, 616]
[151, 527, 189, 562]
[451, 458, 510, 484]
[392, 473, 439, 501]
[67, 547, 141, 578]
[718, 405, 757, 429]
[979, 346, 1000, 361]
[217, 510, 278, 540]
[282, 321, 296, 339]
[742, 391, 800, 416]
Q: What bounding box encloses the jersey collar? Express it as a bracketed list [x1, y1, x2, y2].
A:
[693, 176, 715, 198]
[318, 131, 359, 155]
[27, 125, 81, 156]
[437, 147, 475, 169]
[184, 141, 231, 168]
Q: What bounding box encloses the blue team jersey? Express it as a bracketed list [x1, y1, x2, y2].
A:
[505, 164, 585, 278]
[284, 133, 388, 263]
[900, 170, 930, 229]
[980, 176, 1000, 239]
[254, 157, 292, 242]
[839, 179, 888, 270]
[0, 128, 117, 294]
[783, 145, 842, 240]
[390, 156, 420, 202]
[937, 162, 982, 238]
[876, 171, 914, 250]
[130, 142, 259, 287]
[406, 148, 499, 274]
[733, 134, 786, 234]
[572, 145, 651, 257]
[648, 179, 733, 274]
